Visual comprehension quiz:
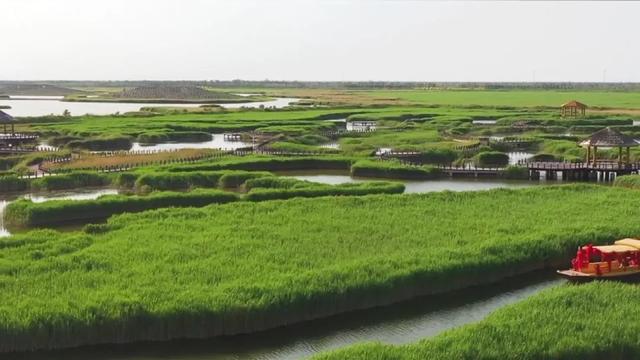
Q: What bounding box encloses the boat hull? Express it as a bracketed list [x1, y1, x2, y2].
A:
[557, 268, 640, 283]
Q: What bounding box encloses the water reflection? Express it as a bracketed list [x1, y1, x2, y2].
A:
[472, 120, 497, 125]
[0, 98, 298, 117]
[130, 134, 252, 151]
[279, 170, 540, 193]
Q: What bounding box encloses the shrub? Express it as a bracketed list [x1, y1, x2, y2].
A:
[530, 153, 560, 162]
[474, 151, 509, 168]
[419, 149, 458, 164]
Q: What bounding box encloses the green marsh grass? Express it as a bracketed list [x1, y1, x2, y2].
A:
[1, 185, 640, 351]
[4, 189, 239, 227]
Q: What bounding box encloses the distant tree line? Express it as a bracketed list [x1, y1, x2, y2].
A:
[3, 80, 640, 91]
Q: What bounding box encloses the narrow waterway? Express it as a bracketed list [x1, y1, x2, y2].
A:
[13, 272, 563, 360]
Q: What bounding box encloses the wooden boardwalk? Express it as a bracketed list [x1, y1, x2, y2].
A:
[435, 165, 504, 178]
[525, 161, 640, 181]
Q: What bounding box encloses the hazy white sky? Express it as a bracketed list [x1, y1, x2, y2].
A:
[3, 0, 639, 82]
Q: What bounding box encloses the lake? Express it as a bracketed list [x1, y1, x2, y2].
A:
[0, 97, 299, 117]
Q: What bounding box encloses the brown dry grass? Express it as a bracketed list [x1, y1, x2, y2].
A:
[43, 149, 218, 171]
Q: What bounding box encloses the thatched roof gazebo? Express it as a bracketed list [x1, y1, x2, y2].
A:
[0, 110, 16, 134]
[561, 100, 587, 117]
[580, 127, 638, 166]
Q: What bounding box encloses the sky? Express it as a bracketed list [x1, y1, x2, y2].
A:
[2, 0, 639, 82]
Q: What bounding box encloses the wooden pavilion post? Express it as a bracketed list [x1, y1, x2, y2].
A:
[586, 145, 591, 165]
[619, 147, 623, 166]
[627, 147, 632, 166]
[593, 146, 598, 165]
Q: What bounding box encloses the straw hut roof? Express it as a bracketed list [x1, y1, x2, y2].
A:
[561, 100, 588, 109]
[0, 110, 15, 123]
[579, 127, 639, 147]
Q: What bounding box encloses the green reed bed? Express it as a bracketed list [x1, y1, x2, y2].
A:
[314, 282, 640, 360]
[136, 131, 212, 144]
[5, 177, 403, 228]
[613, 174, 640, 189]
[350, 160, 440, 179]
[245, 180, 404, 201]
[0, 175, 29, 192]
[1, 185, 640, 352]
[31, 172, 112, 191]
[162, 155, 355, 172]
[66, 136, 133, 151]
[134, 170, 273, 191]
[4, 189, 240, 228]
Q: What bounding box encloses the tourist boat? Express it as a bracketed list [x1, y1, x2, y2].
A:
[557, 238, 640, 281]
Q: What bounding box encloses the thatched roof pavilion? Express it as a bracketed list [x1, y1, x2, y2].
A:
[561, 100, 587, 117]
[0, 110, 14, 123]
[0, 110, 17, 135]
[580, 127, 638, 165]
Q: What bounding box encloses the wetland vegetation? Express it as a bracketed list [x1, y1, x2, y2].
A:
[2, 185, 640, 352]
[4, 82, 640, 357]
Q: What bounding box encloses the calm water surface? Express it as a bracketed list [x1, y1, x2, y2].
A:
[0, 97, 298, 117]
[15, 273, 563, 360]
[131, 134, 252, 151]
[280, 170, 544, 193]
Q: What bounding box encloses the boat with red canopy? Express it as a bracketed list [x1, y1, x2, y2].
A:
[557, 238, 640, 281]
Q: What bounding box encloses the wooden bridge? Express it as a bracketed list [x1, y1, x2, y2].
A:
[435, 165, 505, 178]
[0, 147, 37, 154]
[525, 161, 640, 181]
[0, 133, 39, 146]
